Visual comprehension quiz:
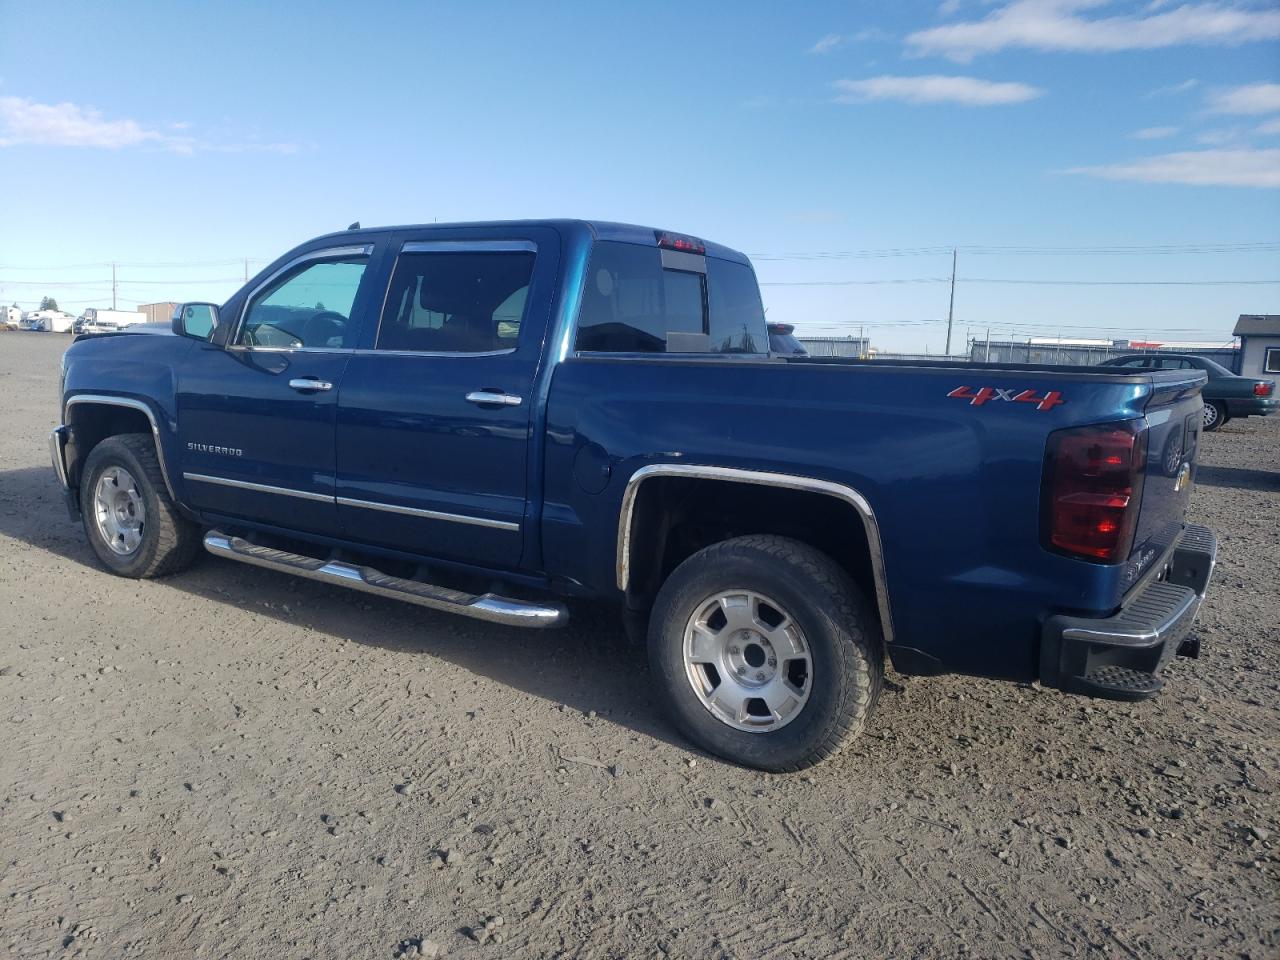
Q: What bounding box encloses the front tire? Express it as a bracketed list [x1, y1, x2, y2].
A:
[647, 535, 883, 772]
[80, 434, 200, 578]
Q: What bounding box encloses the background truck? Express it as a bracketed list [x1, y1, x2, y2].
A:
[51, 220, 1217, 770]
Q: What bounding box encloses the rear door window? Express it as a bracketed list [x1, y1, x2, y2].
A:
[377, 249, 535, 354]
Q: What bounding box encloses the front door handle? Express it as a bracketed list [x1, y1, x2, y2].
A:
[288, 378, 333, 392]
[465, 390, 522, 407]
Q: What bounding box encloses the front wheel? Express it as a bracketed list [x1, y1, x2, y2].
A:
[1202, 400, 1227, 432]
[647, 535, 883, 772]
[80, 434, 201, 578]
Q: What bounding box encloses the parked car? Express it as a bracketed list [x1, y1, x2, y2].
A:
[51, 220, 1216, 771]
[768, 322, 808, 357]
[79, 308, 147, 335]
[1100, 353, 1277, 431]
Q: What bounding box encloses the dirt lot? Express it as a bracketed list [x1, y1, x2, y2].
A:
[0, 331, 1276, 959]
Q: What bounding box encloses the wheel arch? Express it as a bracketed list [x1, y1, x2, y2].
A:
[616, 464, 895, 646]
[63, 395, 177, 498]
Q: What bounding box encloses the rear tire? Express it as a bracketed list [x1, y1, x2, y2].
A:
[647, 535, 882, 772]
[1202, 401, 1226, 432]
[80, 434, 201, 578]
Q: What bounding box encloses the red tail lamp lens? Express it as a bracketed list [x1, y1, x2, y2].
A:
[1043, 423, 1147, 563]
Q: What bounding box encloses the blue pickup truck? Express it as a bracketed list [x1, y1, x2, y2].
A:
[51, 220, 1217, 771]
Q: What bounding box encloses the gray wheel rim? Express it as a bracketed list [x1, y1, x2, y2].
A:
[93, 466, 146, 556]
[682, 590, 812, 733]
[1203, 403, 1218, 428]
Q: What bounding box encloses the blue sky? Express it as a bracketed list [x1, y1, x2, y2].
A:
[1, 0, 1277, 352]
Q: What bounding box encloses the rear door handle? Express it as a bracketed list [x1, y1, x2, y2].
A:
[288, 378, 333, 392]
[465, 390, 522, 407]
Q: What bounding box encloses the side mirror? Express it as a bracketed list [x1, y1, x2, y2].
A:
[173, 302, 220, 340]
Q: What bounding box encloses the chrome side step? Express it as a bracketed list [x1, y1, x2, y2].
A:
[203, 530, 568, 628]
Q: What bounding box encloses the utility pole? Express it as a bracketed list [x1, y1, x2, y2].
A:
[244, 258, 249, 282]
[859, 324, 865, 358]
[984, 326, 991, 362]
[944, 247, 956, 355]
[111, 263, 117, 310]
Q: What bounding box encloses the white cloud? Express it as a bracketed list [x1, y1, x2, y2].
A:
[1131, 125, 1179, 139]
[834, 74, 1043, 106]
[1206, 82, 1280, 115]
[1067, 147, 1280, 188]
[810, 33, 843, 54]
[1146, 78, 1199, 97]
[1195, 126, 1245, 145]
[0, 95, 299, 154]
[808, 28, 891, 54]
[908, 1, 1280, 62]
[0, 96, 175, 149]
[1257, 118, 1280, 135]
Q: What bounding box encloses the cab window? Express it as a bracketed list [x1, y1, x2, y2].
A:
[239, 256, 369, 349]
[377, 251, 535, 354]
[575, 241, 767, 355]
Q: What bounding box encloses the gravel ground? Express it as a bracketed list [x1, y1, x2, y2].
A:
[0, 331, 1276, 959]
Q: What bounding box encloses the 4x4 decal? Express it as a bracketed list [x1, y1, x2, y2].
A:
[947, 386, 1064, 411]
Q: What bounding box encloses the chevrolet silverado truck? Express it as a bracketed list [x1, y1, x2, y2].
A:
[50, 220, 1217, 771]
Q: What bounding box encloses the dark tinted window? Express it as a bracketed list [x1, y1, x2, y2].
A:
[576, 241, 767, 354]
[575, 242, 681, 352]
[708, 258, 767, 354]
[1113, 357, 1149, 368]
[378, 251, 534, 353]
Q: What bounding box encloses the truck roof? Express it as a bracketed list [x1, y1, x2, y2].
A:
[308, 219, 752, 266]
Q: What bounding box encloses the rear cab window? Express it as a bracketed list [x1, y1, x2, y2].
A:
[575, 240, 767, 355]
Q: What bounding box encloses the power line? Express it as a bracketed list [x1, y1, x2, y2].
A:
[750, 240, 1280, 260]
[760, 277, 1280, 287]
[0, 277, 245, 287]
[0, 258, 270, 270]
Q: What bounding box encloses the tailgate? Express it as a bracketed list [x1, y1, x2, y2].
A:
[1124, 370, 1207, 589]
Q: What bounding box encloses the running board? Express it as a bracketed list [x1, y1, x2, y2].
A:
[203, 530, 568, 628]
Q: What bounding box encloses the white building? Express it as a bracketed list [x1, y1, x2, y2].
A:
[1233, 315, 1280, 379]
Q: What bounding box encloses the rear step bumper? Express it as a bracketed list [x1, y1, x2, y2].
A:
[1040, 524, 1217, 701]
[203, 530, 568, 628]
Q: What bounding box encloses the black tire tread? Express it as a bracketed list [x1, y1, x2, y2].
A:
[81, 433, 200, 578]
[649, 534, 883, 772]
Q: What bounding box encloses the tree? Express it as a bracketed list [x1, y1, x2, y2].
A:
[39, 296, 58, 312]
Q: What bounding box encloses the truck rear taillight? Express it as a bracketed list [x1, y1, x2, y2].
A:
[1254, 381, 1274, 397]
[1042, 422, 1147, 563]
